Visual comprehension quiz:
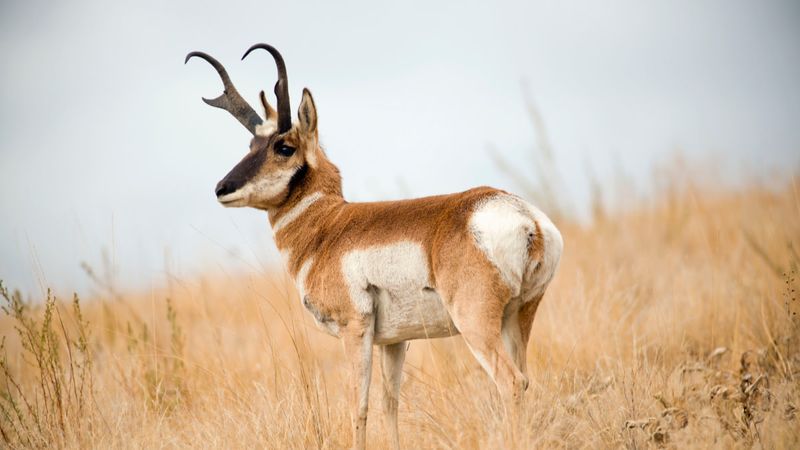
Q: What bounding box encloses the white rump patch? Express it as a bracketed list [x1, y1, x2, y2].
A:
[520, 201, 563, 294]
[469, 196, 536, 296]
[272, 191, 323, 233]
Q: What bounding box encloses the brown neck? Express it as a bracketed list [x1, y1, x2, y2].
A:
[269, 150, 344, 217]
[267, 150, 345, 273]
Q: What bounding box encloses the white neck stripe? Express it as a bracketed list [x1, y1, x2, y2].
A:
[272, 192, 324, 234]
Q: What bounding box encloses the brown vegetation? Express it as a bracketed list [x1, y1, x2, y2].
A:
[1, 175, 799, 449]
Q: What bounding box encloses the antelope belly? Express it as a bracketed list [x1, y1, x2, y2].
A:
[373, 287, 459, 345]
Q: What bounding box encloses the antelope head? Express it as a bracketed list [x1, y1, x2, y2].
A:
[186, 44, 319, 210]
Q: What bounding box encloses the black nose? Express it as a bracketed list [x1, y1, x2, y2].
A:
[215, 180, 236, 197]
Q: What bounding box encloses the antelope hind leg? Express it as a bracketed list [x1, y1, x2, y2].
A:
[445, 284, 528, 413]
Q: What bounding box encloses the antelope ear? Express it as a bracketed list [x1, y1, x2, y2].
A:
[297, 88, 317, 136]
[255, 90, 278, 136]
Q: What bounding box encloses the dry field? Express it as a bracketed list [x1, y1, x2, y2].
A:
[1, 175, 799, 449]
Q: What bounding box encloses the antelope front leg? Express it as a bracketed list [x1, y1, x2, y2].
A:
[342, 315, 375, 450]
[380, 342, 407, 450]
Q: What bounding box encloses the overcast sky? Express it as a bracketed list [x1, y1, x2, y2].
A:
[1, 0, 799, 296]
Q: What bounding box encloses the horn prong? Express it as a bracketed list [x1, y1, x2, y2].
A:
[186, 51, 263, 135]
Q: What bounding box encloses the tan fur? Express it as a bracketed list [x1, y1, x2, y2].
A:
[214, 87, 562, 450]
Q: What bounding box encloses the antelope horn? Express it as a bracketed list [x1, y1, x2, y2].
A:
[241, 44, 291, 133]
[185, 51, 263, 135]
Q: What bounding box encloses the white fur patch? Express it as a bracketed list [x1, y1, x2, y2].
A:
[217, 167, 298, 206]
[253, 167, 297, 199]
[272, 192, 323, 234]
[520, 200, 563, 294]
[255, 120, 277, 137]
[375, 285, 457, 344]
[469, 196, 534, 296]
[341, 241, 431, 315]
[293, 256, 340, 337]
[279, 249, 292, 273]
[300, 258, 341, 336]
[295, 257, 314, 299]
[341, 241, 456, 344]
[216, 188, 249, 206]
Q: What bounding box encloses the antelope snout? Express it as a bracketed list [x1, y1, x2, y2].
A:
[215, 179, 236, 198]
[215, 177, 248, 207]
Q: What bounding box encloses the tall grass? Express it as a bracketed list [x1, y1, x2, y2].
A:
[0, 173, 798, 448]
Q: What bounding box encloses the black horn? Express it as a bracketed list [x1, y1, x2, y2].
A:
[242, 44, 291, 133]
[185, 51, 263, 135]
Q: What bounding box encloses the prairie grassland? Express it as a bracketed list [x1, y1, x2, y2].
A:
[1, 176, 799, 449]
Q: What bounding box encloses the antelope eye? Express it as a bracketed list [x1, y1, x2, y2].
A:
[276, 144, 296, 157]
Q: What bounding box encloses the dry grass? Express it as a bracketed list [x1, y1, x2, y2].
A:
[1, 175, 799, 449]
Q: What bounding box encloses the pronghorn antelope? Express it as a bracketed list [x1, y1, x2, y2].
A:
[186, 43, 563, 450]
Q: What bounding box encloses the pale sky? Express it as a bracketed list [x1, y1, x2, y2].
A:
[1, 0, 799, 296]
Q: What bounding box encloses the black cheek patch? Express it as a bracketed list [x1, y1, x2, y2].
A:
[287, 164, 308, 194]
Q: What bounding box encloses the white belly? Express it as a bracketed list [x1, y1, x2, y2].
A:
[341, 241, 459, 345]
[373, 286, 458, 345]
